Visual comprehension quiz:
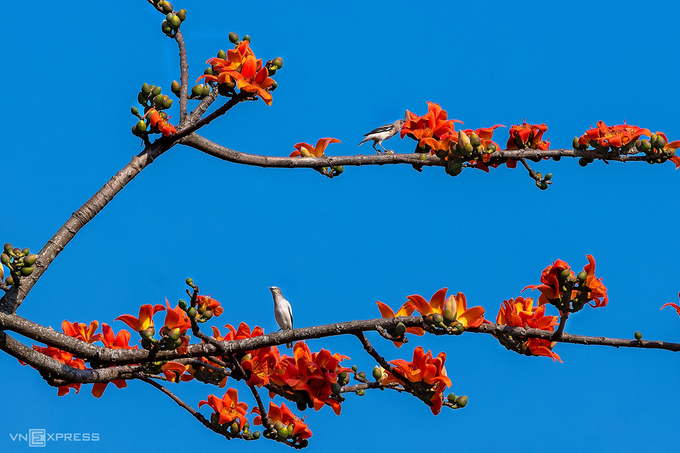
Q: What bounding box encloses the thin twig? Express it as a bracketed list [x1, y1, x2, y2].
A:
[174, 29, 190, 120]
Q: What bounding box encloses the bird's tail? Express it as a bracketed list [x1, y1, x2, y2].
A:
[357, 138, 368, 147]
[286, 342, 293, 348]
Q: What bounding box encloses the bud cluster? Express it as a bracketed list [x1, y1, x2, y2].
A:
[635, 133, 676, 164]
[152, 0, 187, 37]
[446, 393, 468, 409]
[0, 243, 37, 289]
[423, 311, 465, 335]
[131, 83, 176, 138]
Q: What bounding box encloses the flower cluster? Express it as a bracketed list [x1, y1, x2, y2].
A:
[496, 297, 561, 362]
[382, 346, 452, 415]
[523, 255, 608, 312]
[130, 83, 177, 138]
[198, 35, 281, 106]
[253, 402, 312, 447]
[289, 138, 341, 158]
[507, 121, 550, 151]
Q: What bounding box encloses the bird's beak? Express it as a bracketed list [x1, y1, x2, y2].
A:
[268, 286, 273, 290]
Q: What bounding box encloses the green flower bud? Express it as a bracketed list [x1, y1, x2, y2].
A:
[187, 307, 197, 318]
[358, 371, 366, 380]
[161, 21, 172, 34]
[577, 271, 587, 282]
[152, 86, 162, 96]
[331, 165, 344, 175]
[20, 266, 33, 276]
[1, 253, 10, 265]
[445, 161, 463, 177]
[171, 80, 180, 94]
[177, 8, 186, 21]
[228, 32, 239, 44]
[169, 14, 181, 29]
[572, 136, 580, 149]
[487, 142, 497, 152]
[13, 248, 21, 257]
[153, 94, 165, 106]
[469, 132, 481, 147]
[337, 372, 347, 382]
[267, 66, 277, 76]
[372, 366, 382, 381]
[161, 1, 173, 13]
[455, 395, 468, 407]
[141, 83, 151, 95]
[178, 299, 187, 310]
[185, 277, 193, 286]
[230, 422, 240, 435]
[137, 92, 148, 105]
[272, 57, 283, 69]
[162, 96, 173, 109]
[432, 313, 444, 325]
[166, 12, 174, 21]
[191, 85, 204, 97]
[544, 173, 552, 181]
[131, 106, 140, 116]
[5, 276, 14, 286]
[24, 254, 37, 266]
[243, 35, 251, 43]
[202, 84, 212, 96]
[351, 365, 358, 372]
[270, 81, 278, 91]
[559, 268, 571, 280]
[253, 431, 261, 440]
[135, 120, 148, 133]
[452, 322, 464, 335]
[539, 181, 548, 190]
[447, 393, 457, 403]
[168, 327, 182, 341]
[0, 266, 3, 280]
[217, 49, 227, 59]
[634, 331, 642, 341]
[443, 309, 456, 325]
[655, 134, 667, 149]
[202, 309, 213, 320]
[356, 389, 365, 396]
[638, 139, 652, 152]
[395, 322, 406, 337]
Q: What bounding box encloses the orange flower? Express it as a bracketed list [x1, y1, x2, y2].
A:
[578, 120, 650, 149]
[581, 255, 608, 308]
[382, 346, 451, 415]
[161, 361, 189, 383]
[220, 55, 275, 105]
[115, 304, 166, 333]
[196, 295, 224, 318]
[290, 138, 341, 157]
[162, 300, 192, 335]
[199, 388, 249, 428]
[28, 346, 87, 396]
[252, 402, 312, 442]
[270, 342, 351, 415]
[375, 300, 424, 347]
[62, 320, 103, 343]
[91, 323, 136, 398]
[198, 41, 255, 85]
[506, 121, 549, 150]
[523, 255, 607, 309]
[146, 108, 177, 136]
[496, 296, 561, 362]
[401, 102, 463, 148]
[661, 292, 680, 316]
[241, 345, 281, 387]
[407, 288, 486, 329]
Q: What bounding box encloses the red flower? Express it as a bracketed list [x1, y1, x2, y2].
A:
[375, 300, 424, 347]
[146, 108, 177, 136]
[578, 121, 650, 149]
[661, 292, 680, 316]
[290, 138, 341, 157]
[270, 342, 351, 415]
[496, 296, 561, 362]
[199, 388, 249, 428]
[196, 295, 224, 318]
[507, 121, 550, 150]
[382, 346, 451, 415]
[115, 304, 166, 333]
[92, 323, 136, 398]
[241, 345, 281, 387]
[25, 346, 87, 396]
[198, 41, 255, 85]
[407, 288, 486, 329]
[162, 300, 192, 335]
[401, 102, 463, 148]
[62, 320, 103, 343]
[581, 255, 608, 308]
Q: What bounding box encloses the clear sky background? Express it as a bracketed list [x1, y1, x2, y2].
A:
[2, 0, 680, 451]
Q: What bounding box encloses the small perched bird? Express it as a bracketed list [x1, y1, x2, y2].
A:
[268, 286, 293, 348]
[357, 119, 405, 154]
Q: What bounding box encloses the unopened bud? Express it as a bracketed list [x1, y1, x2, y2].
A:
[191, 85, 203, 97]
[177, 8, 186, 21]
[228, 32, 239, 44]
[395, 322, 406, 337]
[455, 395, 468, 407]
[217, 49, 226, 59]
[20, 266, 34, 276]
[356, 389, 365, 396]
[243, 35, 251, 43]
[171, 80, 180, 94]
[272, 57, 283, 69]
[634, 331, 642, 341]
[372, 366, 382, 381]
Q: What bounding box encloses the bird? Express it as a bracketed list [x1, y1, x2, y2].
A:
[357, 119, 405, 154]
[268, 286, 293, 348]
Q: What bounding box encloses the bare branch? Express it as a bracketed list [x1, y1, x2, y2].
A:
[174, 29, 190, 120]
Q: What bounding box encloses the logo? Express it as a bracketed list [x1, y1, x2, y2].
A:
[9, 430, 99, 447]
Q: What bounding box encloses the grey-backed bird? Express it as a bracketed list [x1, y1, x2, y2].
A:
[268, 286, 293, 348]
[357, 119, 405, 154]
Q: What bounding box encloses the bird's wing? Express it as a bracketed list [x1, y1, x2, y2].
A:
[363, 124, 393, 136]
[288, 304, 293, 329]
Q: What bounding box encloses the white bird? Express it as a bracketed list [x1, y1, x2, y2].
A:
[357, 119, 405, 154]
[268, 286, 293, 348]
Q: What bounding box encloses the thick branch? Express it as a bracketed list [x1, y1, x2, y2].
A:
[175, 29, 189, 120]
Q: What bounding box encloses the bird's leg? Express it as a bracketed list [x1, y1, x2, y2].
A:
[372, 142, 382, 154]
[379, 143, 393, 154]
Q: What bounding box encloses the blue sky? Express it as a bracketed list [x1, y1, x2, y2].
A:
[2, 0, 680, 451]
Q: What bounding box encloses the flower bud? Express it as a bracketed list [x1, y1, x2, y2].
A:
[131, 106, 140, 116]
[171, 80, 180, 94]
[161, 21, 172, 34]
[277, 426, 288, 440]
[443, 309, 456, 325]
[395, 322, 406, 337]
[141, 83, 151, 95]
[162, 96, 173, 109]
[270, 81, 278, 91]
[20, 266, 34, 276]
[161, 1, 173, 13]
[217, 49, 226, 59]
[447, 393, 457, 403]
[177, 8, 186, 21]
[228, 32, 239, 43]
[202, 309, 213, 320]
[187, 307, 197, 318]
[356, 389, 365, 396]
[577, 271, 587, 282]
[202, 85, 212, 96]
[191, 85, 204, 97]
[539, 182, 548, 190]
[272, 57, 283, 69]
[168, 327, 182, 341]
[372, 366, 382, 381]
[0, 253, 10, 265]
[252, 431, 261, 440]
[455, 395, 468, 407]
[638, 139, 652, 152]
[452, 322, 464, 335]
[445, 161, 463, 177]
[655, 134, 666, 149]
[137, 92, 148, 105]
[136, 120, 148, 133]
[230, 422, 240, 435]
[151, 86, 162, 96]
[4, 243, 13, 254]
[469, 132, 481, 147]
[169, 14, 181, 29]
[243, 35, 251, 43]
[351, 365, 358, 372]
[634, 331, 642, 341]
[358, 371, 366, 379]
[572, 137, 580, 149]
